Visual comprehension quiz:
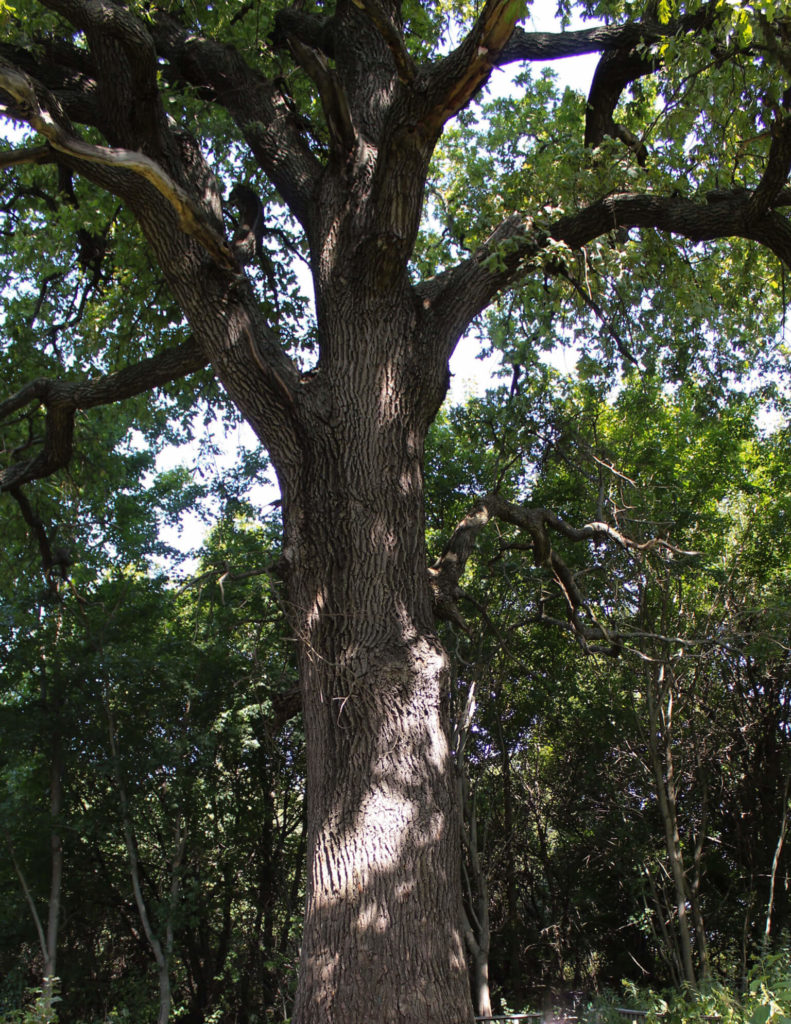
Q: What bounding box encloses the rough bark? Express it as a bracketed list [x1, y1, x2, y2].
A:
[275, 300, 471, 1024]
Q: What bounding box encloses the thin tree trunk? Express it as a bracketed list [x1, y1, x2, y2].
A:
[106, 701, 180, 1024]
[689, 675, 710, 979]
[646, 666, 698, 987]
[8, 844, 60, 1020]
[497, 716, 522, 995]
[44, 732, 64, 1019]
[641, 864, 682, 988]
[764, 771, 791, 948]
[7, 684, 64, 1022]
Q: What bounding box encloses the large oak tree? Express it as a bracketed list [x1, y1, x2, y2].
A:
[1, 0, 789, 1020]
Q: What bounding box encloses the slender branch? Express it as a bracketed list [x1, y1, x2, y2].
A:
[553, 262, 640, 367]
[430, 493, 698, 653]
[765, 771, 791, 947]
[0, 144, 53, 168]
[7, 485, 71, 587]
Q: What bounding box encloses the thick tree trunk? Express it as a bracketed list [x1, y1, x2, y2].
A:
[275, 307, 472, 1024]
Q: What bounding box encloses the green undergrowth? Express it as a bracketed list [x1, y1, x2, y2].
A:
[584, 953, 791, 1024]
[3, 954, 790, 1024]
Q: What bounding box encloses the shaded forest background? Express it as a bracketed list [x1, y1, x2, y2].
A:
[2, 356, 790, 1022]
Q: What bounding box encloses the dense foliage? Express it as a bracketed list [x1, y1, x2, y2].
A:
[1, 0, 790, 1020]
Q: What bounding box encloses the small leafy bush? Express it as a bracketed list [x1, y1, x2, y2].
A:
[0, 979, 59, 1024]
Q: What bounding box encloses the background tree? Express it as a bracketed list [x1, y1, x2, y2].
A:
[423, 371, 790, 1006]
[1, 0, 790, 1021]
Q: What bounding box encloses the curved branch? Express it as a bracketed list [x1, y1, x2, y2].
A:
[494, 7, 716, 163]
[584, 46, 656, 162]
[417, 213, 541, 354]
[580, 5, 719, 161]
[0, 338, 208, 491]
[0, 59, 234, 269]
[419, 187, 791, 353]
[551, 191, 791, 268]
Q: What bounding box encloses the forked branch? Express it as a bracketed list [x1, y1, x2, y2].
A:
[430, 493, 698, 654]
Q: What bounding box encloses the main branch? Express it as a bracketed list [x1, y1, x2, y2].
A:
[151, 13, 322, 233]
[419, 188, 791, 350]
